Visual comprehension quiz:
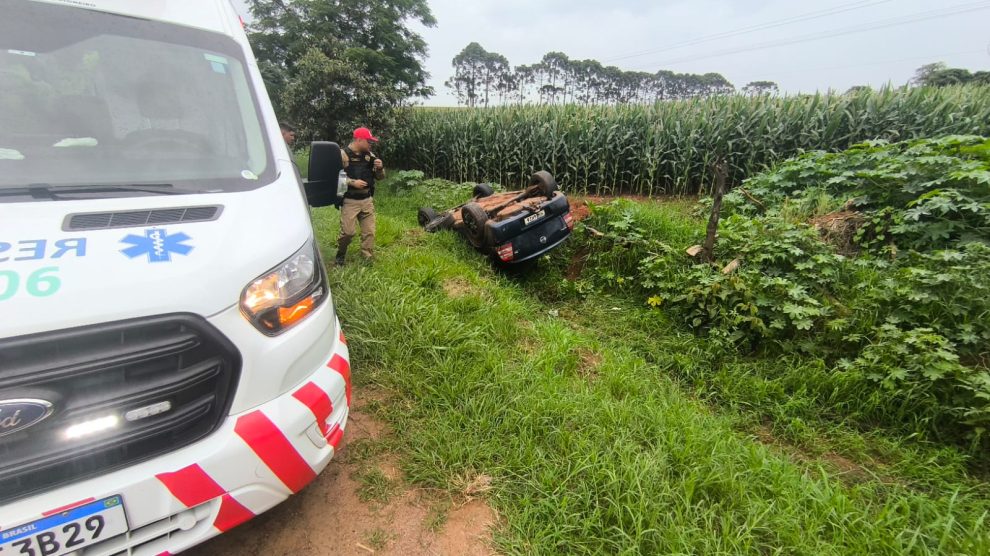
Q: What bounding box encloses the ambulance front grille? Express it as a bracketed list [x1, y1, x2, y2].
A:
[63, 205, 222, 231]
[0, 315, 241, 503]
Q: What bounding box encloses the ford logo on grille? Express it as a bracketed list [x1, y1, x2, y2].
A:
[0, 399, 54, 438]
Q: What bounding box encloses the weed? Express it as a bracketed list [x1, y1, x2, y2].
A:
[356, 467, 396, 504]
[365, 528, 392, 551]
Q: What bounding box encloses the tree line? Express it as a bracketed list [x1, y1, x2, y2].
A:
[912, 62, 990, 88]
[445, 42, 780, 107]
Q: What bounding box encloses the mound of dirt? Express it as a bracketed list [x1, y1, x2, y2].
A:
[569, 202, 592, 222]
[810, 210, 864, 254]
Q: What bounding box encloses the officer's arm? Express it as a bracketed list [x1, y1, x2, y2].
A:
[340, 149, 354, 187]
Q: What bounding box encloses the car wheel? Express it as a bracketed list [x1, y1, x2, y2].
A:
[461, 202, 489, 247]
[425, 213, 455, 233]
[418, 207, 439, 228]
[530, 171, 558, 198]
[473, 183, 495, 198]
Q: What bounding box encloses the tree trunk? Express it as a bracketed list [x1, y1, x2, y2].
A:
[701, 159, 728, 263]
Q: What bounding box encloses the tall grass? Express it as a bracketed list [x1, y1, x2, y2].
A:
[304, 177, 990, 554]
[386, 85, 990, 195]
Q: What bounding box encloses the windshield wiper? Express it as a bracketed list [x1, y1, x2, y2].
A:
[0, 183, 180, 200]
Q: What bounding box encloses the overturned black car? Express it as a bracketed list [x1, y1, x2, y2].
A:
[417, 171, 573, 264]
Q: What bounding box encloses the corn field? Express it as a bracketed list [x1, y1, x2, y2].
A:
[385, 85, 990, 195]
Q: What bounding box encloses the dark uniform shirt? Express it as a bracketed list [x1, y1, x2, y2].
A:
[341, 146, 385, 200]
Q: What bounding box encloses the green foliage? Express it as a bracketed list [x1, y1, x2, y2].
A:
[839, 324, 990, 432]
[913, 62, 990, 88]
[852, 244, 990, 357]
[387, 85, 990, 195]
[567, 136, 990, 440]
[445, 42, 512, 107]
[281, 47, 403, 144]
[738, 135, 990, 252]
[452, 48, 736, 105]
[306, 177, 990, 554]
[246, 0, 435, 140]
[742, 80, 779, 96]
[389, 169, 425, 191]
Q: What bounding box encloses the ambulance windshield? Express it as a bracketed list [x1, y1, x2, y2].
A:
[0, 1, 275, 199]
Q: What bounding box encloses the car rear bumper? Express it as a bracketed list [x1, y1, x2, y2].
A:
[0, 319, 351, 556]
[511, 232, 570, 263]
[494, 214, 572, 263]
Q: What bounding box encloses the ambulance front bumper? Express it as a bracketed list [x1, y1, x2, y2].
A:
[0, 317, 351, 556]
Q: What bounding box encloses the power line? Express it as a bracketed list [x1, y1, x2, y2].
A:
[748, 49, 986, 81]
[604, 0, 893, 63]
[631, 1, 990, 70]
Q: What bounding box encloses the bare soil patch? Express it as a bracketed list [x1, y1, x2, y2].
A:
[187, 391, 496, 556]
[576, 348, 603, 380]
[565, 245, 591, 281]
[443, 277, 481, 299]
[751, 425, 870, 485]
[569, 202, 592, 222]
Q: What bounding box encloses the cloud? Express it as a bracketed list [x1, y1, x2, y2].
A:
[233, 0, 990, 105]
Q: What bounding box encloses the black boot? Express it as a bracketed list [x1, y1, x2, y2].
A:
[334, 252, 346, 266]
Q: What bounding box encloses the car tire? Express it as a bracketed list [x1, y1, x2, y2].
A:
[473, 183, 495, 198]
[461, 202, 489, 247]
[418, 207, 439, 228]
[530, 171, 558, 198]
[425, 213, 455, 233]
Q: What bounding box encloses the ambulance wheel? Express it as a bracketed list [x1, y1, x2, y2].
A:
[530, 171, 558, 198]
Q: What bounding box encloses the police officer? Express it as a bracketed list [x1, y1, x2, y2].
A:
[336, 127, 385, 265]
[279, 122, 296, 146]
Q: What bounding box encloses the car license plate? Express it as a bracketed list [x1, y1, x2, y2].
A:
[0, 496, 127, 556]
[524, 210, 545, 225]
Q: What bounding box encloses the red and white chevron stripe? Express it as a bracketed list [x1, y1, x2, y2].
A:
[154, 333, 352, 533]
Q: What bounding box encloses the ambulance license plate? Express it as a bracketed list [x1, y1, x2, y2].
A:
[0, 496, 127, 556]
[524, 210, 545, 225]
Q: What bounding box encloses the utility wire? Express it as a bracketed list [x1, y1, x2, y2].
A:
[604, 0, 893, 63]
[748, 48, 986, 81]
[632, 1, 990, 70]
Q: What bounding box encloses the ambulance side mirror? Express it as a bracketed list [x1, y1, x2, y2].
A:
[304, 141, 344, 208]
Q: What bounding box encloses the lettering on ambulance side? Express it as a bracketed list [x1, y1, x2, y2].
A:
[0, 238, 86, 301]
[0, 238, 86, 262]
[119, 228, 193, 263]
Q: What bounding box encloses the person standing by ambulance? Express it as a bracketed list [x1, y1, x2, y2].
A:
[336, 127, 385, 265]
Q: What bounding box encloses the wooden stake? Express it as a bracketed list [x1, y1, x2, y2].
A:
[701, 160, 728, 263]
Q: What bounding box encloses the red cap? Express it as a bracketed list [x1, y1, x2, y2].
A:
[353, 127, 378, 142]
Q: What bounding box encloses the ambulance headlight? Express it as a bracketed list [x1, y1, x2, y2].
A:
[240, 239, 327, 335]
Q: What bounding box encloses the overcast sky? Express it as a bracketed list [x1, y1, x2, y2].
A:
[234, 0, 990, 105]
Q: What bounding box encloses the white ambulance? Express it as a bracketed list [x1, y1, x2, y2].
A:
[0, 1, 351, 554]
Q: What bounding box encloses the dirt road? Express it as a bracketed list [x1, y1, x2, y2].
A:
[187, 392, 495, 556]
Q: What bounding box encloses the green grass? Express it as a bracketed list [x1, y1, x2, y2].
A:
[355, 466, 396, 504]
[313, 178, 990, 554]
[365, 528, 392, 551]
